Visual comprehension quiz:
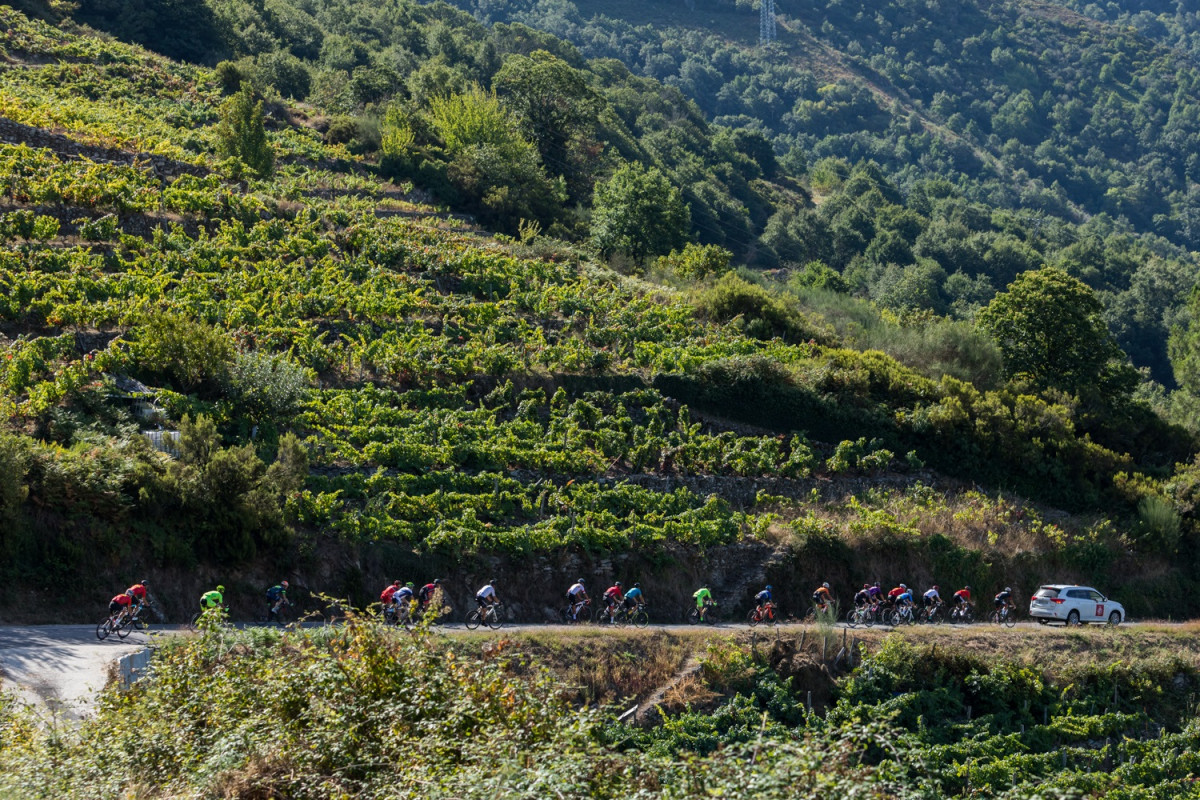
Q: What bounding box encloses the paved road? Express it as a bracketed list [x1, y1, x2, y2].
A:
[0, 625, 152, 718]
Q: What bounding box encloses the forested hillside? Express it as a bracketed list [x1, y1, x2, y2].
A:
[1, 0, 1200, 624]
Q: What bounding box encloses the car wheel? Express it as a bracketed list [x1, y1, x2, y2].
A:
[1037, 619, 1048, 626]
[1108, 611, 1121, 627]
[1066, 610, 1080, 626]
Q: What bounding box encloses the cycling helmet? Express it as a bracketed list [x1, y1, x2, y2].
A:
[965, 585, 972, 591]
[577, 577, 585, 584]
[615, 581, 622, 587]
[434, 578, 443, 585]
[489, 578, 496, 585]
[766, 585, 773, 591]
[281, 580, 289, 588]
[822, 582, 830, 589]
[1004, 586, 1011, 593]
[863, 583, 870, 589]
[900, 583, 907, 590]
[216, 585, 225, 593]
[140, 578, 149, 584]
[406, 582, 414, 588]
[933, 585, 939, 591]
[633, 583, 640, 588]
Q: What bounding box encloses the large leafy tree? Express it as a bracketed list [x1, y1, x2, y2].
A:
[493, 50, 603, 199]
[1169, 287, 1200, 397]
[977, 267, 1135, 397]
[591, 163, 690, 263]
[215, 84, 274, 177]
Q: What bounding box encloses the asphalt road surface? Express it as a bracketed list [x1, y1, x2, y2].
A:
[0, 625, 152, 718]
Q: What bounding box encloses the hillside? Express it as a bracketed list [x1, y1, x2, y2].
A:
[1, 2, 1200, 630]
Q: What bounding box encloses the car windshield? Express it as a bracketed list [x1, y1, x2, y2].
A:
[1034, 587, 1059, 598]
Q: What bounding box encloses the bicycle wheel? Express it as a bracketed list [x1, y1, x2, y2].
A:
[1003, 609, 1017, 629]
[844, 608, 859, 628]
[486, 607, 503, 630]
[116, 614, 133, 639]
[631, 610, 649, 628]
[687, 608, 700, 625]
[801, 607, 816, 624]
[96, 616, 112, 641]
[576, 604, 592, 624]
[747, 608, 760, 627]
[465, 609, 482, 630]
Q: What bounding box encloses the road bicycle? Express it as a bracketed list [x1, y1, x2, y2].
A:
[747, 602, 778, 627]
[888, 604, 916, 626]
[96, 609, 135, 641]
[265, 597, 294, 626]
[597, 602, 650, 627]
[382, 601, 414, 630]
[844, 603, 878, 628]
[188, 606, 233, 632]
[949, 604, 975, 625]
[802, 601, 838, 624]
[989, 605, 1018, 628]
[687, 601, 718, 625]
[561, 597, 592, 624]
[918, 602, 946, 625]
[465, 602, 503, 630]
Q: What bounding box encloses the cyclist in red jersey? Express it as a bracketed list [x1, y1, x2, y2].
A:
[108, 592, 133, 619]
[380, 580, 401, 609]
[602, 582, 625, 621]
[418, 579, 441, 607]
[953, 586, 972, 608]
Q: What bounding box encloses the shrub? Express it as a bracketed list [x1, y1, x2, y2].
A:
[228, 350, 310, 424]
[657, 243, 733, 280]
[215, 84, 274, 178]
[693, 273, 828, 344]
[130, 313, 234, 396]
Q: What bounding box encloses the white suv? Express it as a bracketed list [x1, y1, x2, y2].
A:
[1029, 585, 1124, 626]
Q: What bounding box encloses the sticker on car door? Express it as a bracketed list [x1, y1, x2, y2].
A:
[1095, 604, 1104, 618]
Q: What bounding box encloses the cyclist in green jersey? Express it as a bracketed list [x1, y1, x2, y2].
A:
[693, 585, 714, 621]
[201, 585, 225, 610]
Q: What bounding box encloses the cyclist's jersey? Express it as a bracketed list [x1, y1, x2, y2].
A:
[567, 583, 587, 598]
[476, 584, 496, 601]
[693, 588, 713, 607]
[813, 587, 832, 602]
[266, 584, 286, 601]
[923, 589, 940, 601]
[853, 589, 870, 605]
[897, 591, 913, 604]
[125, 584, 147, 602]
[381, 585, 399, 603]
[396, 587, 414, 602]
[755, 589, 772, 604]
[419, 583, 437, 602]
[954, 589, 971, 603]
[201, 590, 223, 609]
[994, 591, 1012, 604]
[111, 593, 132, 607]
[867, 585, 883, 599]
[624, 587, 643, 601]
[888, 587, 905, 600]
[603, 587, 623, 603]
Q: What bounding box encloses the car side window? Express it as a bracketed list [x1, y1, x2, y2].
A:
[1089, 591, 1104, 602]
[1067, 589, 1088, 599]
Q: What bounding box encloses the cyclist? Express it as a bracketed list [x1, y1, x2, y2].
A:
[755, 584, 774, 613]
[108, 591, 134, 622]
[895, 585, 914, 608]
[266, 580, 289, 622]
[124, 579, 149, 621]
[812, 582, 833, 612]
[418, 579, 442, 609]
[887, 583, 908, 607]
[566, 578, 589, 621]
[922, 585, 941, 610]
[395, 582, 416, 618]
[602, 582, 625, 622]
[623, 582, 645, 611]
[475, 579, 499, 615]
[953, 585, 972, 609]
[200, 585, 224, 610]
[994, 587, 1014, 614]
[693, 585, 714, 621]
[380, 580, 402, 612]
[866, 581, 884, 605]
[853, 583, 872, 607]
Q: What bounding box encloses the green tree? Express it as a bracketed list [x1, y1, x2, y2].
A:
[977, 267, 1135, 397]
[591, 163, 690, 263]
[215, 84, 274, 177]
[493, 50, 602, 196]
[1169, 287, 1200, 396]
